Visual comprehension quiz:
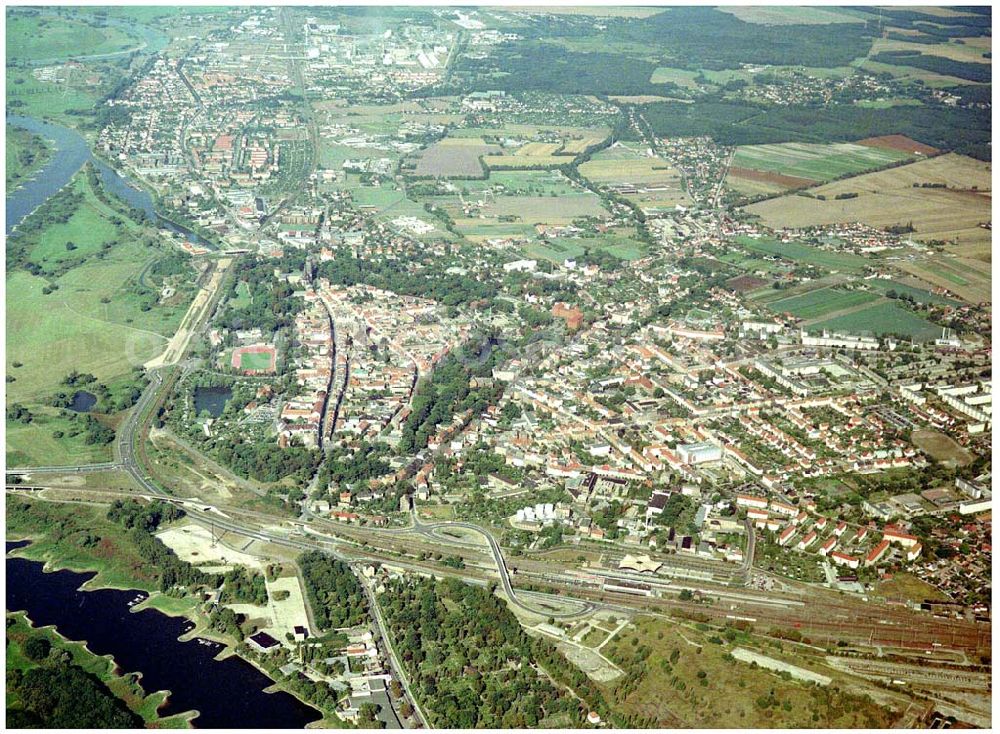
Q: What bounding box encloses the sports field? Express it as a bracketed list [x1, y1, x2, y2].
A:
[233, 346, 277, 373]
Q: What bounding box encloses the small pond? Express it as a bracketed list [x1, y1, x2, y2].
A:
[68, 390, 97, 412]
[193, 386, 232, 418]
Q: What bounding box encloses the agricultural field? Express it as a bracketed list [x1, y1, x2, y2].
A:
[735, 236, 868, 273]
[580, 143, 692, 210]
[411, 137, 499, 178]
[898, 254, 991, 305]
[479, 128, 607, 170]
[6, 12, 141, 62]
[719, 6, 866, 25]
[744, 154, 992, 250]
[870, 36, 992, 65]
[729, 142, 915, 189]
[866, 278, 961, 307]
[806, 301, 941, 341]
[766, 287, 880, 320]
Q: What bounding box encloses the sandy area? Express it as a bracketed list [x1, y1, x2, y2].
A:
[156, 523, 265, 569]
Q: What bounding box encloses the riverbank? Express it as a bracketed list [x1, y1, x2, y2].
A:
[6, 542, 323, 728]
[6, 610, 196, 728]
[6, 498, 331, 727]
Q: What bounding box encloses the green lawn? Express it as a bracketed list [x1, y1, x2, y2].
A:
[736, 236, 868, 272]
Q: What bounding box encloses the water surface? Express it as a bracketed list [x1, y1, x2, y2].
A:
[5, 544, 321, 728]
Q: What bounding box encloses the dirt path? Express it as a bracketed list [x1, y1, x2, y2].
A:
[145, 258, 231, 369]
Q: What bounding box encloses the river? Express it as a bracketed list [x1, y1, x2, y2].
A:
[6, 542, 322, 728]
[6, 115, 208, 247]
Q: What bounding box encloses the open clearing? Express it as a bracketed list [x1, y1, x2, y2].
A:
[600, 616, 893, 728]
[745, 154, 991, 248]
[911, 428, 974, 466]
[157, 523, 266, 569]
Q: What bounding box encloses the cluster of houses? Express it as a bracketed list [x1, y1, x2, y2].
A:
[738, 493, 923, 572]
[277, 298, 333, 449]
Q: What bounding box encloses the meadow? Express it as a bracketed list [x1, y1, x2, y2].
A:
[6, 13, 140, 61]
[6, 124, 53, 193]
[7, 171, 194, 463]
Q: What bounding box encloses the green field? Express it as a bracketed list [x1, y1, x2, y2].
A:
[6, 66, 101, 124]
[6, 13, 140, 61]
[7, 172, 193, 464]
[736, 236, 868, 272]
[807, 301, 941, 341]
[238, 351, 274, 371]
[733, 142, 913, 183]
[767, 287, 879, 320]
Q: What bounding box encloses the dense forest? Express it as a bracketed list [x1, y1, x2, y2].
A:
[378, 576, 583, 727]
[872, 50, 992, 83]
[298, 551, 368, 631]
[457, 7, 876, 90]
[221, 257, 304, 334]
[7, 662, 143, 728]
[317, 250, 497, 308]
[640, 98, 991, 160]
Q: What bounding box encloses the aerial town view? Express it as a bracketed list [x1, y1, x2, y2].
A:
[3, 3, 993, 730]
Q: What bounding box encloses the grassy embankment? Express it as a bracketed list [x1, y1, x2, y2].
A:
[5, 612, 195, 728]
